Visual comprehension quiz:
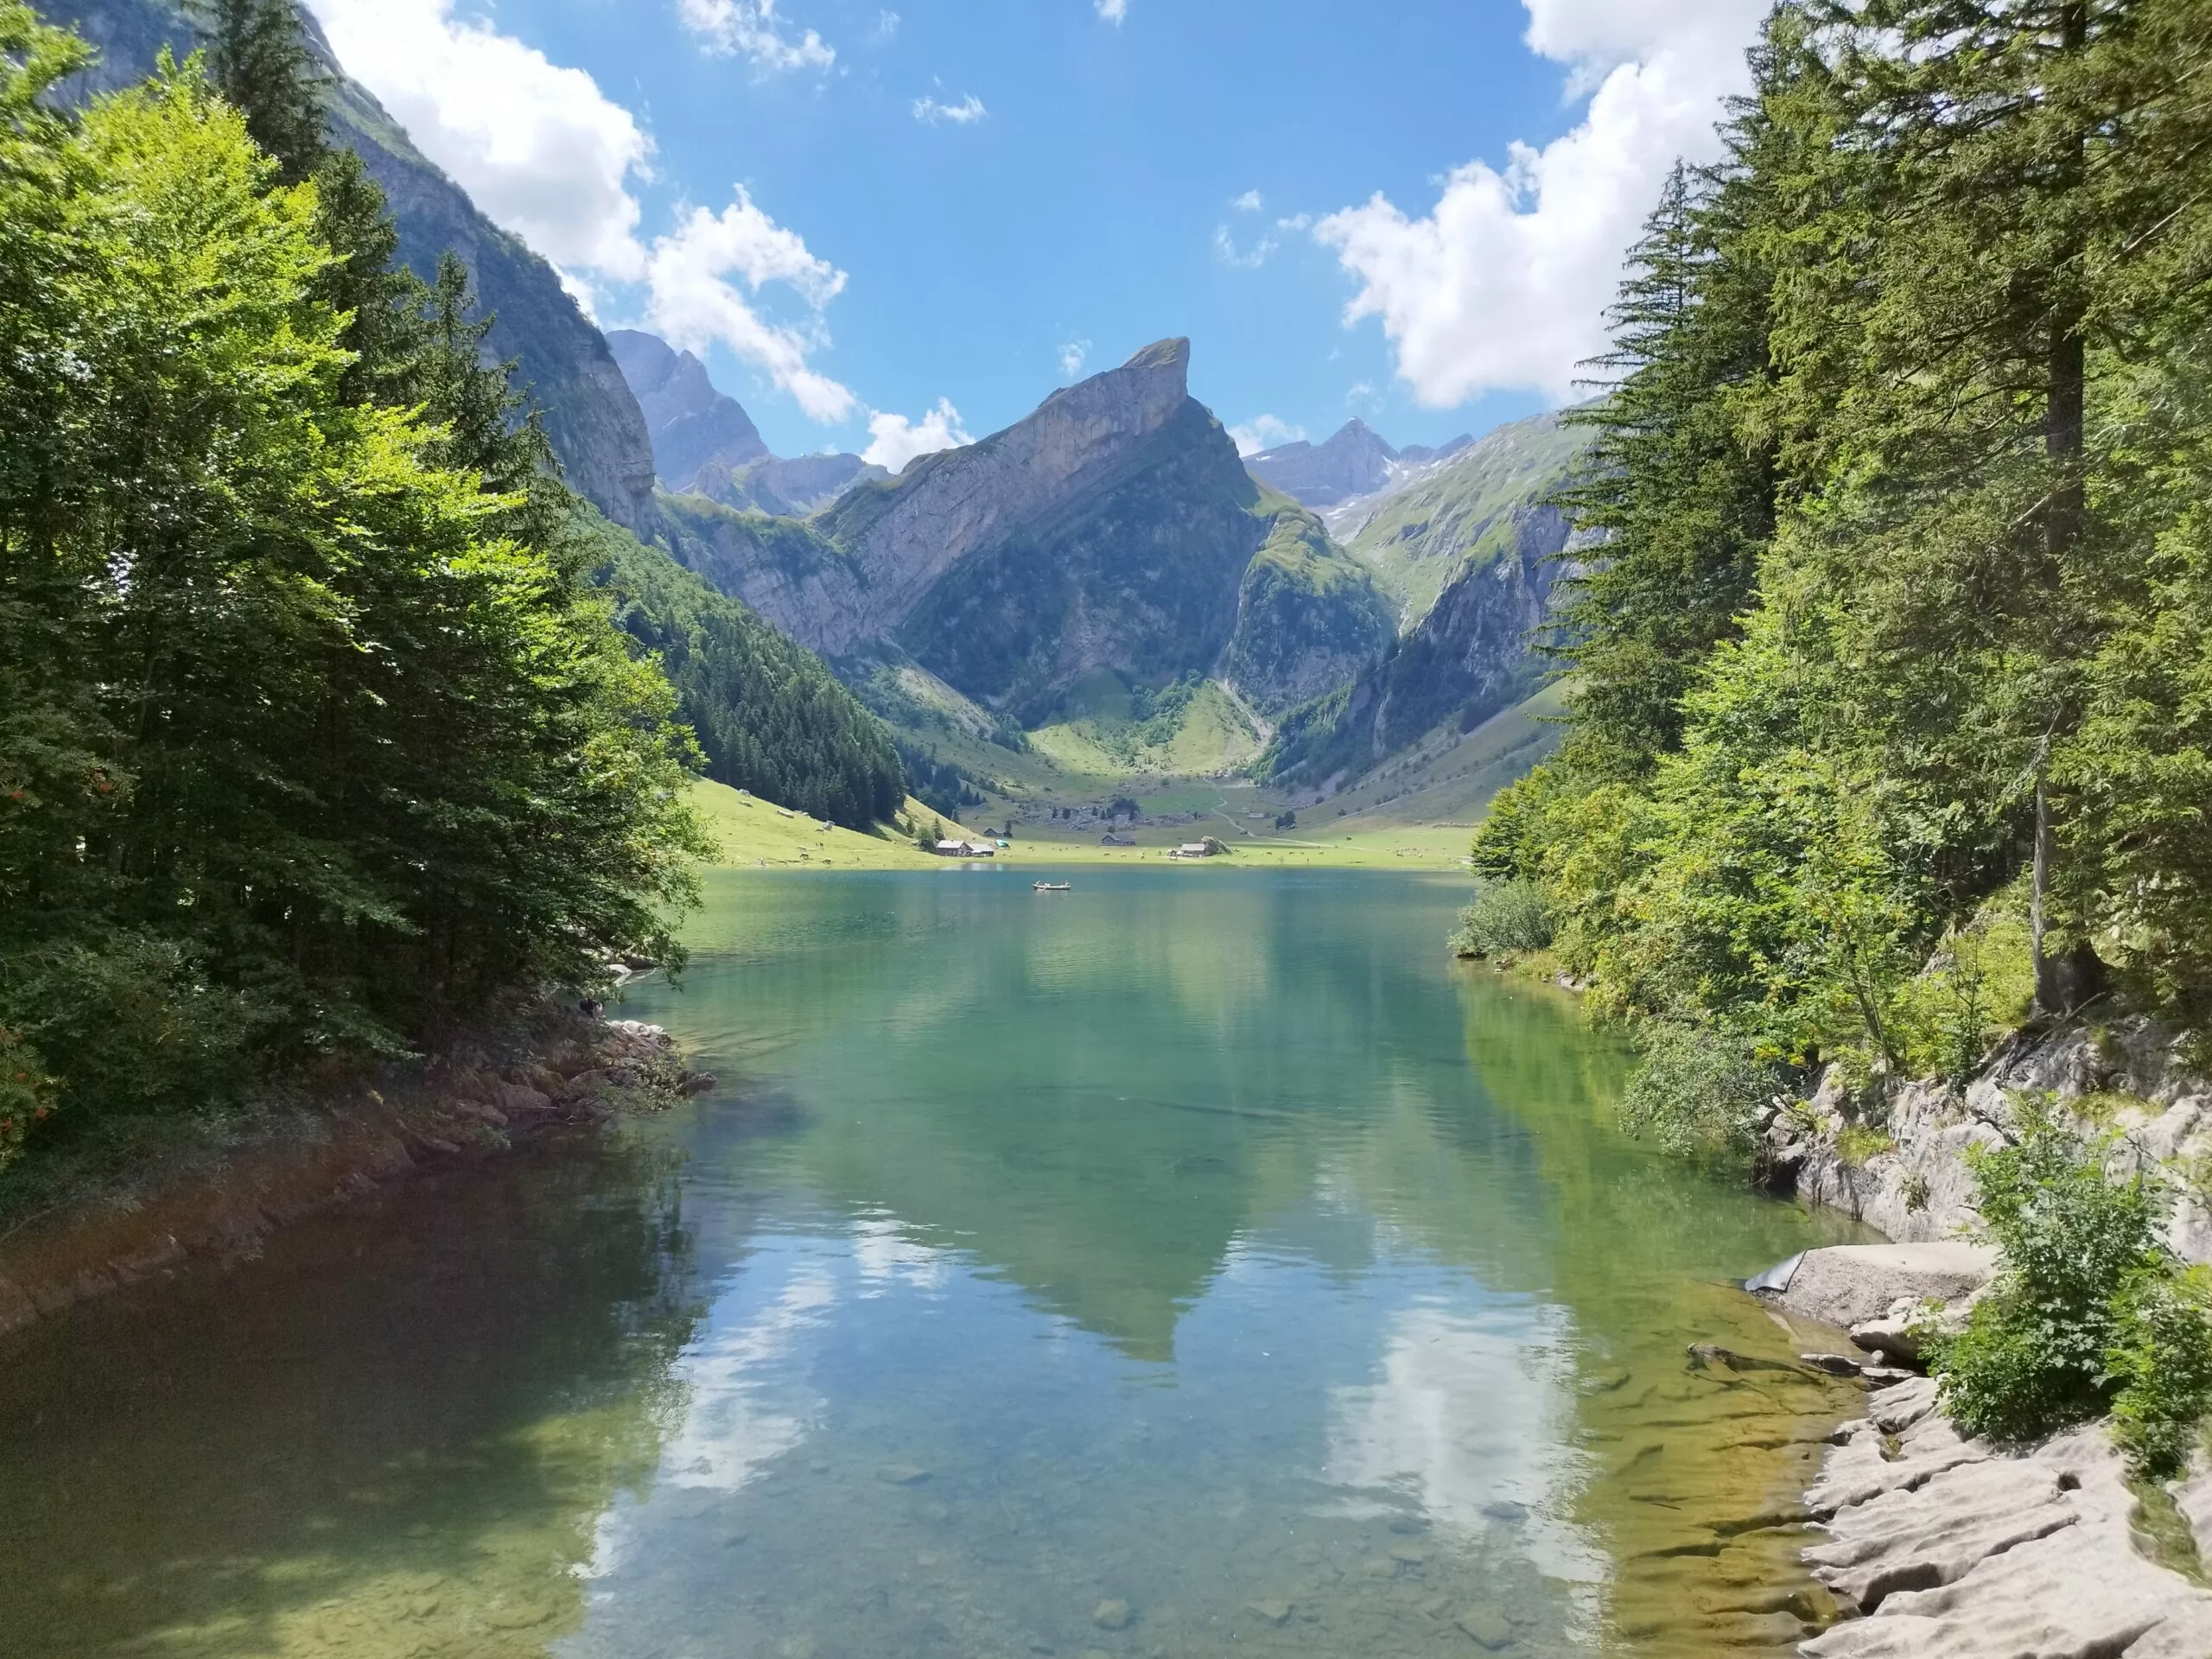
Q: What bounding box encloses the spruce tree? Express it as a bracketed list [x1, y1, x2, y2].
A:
[193, 0, 326, 185]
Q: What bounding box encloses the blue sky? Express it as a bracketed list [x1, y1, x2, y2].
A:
[311, 0, 1770, 467]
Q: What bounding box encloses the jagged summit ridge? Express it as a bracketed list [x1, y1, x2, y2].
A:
[607, 329, 769, 490]
[1246, 419, 1398, 506]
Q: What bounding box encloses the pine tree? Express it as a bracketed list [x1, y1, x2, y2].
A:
[192, 0, 326, 185]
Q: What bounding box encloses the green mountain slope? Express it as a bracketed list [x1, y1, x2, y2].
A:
[1263, 411, 1594, 793]
[579, 515, 906, 829]
[1336, 410, 1592, 626]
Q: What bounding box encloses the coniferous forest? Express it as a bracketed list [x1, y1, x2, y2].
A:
[1479, 0, 2212, 1096]
[0, 2, 723, 1162]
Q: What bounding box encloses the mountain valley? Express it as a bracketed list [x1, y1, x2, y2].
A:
[47, 0, 1594, 842]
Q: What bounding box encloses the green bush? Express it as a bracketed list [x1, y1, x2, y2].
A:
[2109, 1268, 2212, 1478]
[1618, 1022, 1788, 1167]
[1928, 1107, 2212, 1477]
[1452, 879, 1555, 958]
[0, 1025, 54, 1176]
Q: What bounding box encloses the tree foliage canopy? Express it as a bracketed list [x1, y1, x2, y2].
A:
[1485, 0, 2212, 1066]
[0, 4, 710, 1162]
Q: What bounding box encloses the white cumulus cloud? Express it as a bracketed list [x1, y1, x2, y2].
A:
[677, 0, 836, 70]
[308, 0, 652, 283]
[912, 92, 987, 124]
[863, 399, 974, 471]
[306, 0, 921, 434]
[1312, 0, 1769, 406]
[1230, 415, 1305, 457]
[1231, 189, 1263, 213]
[1096, 0, 1128, 22]
[645, 193, 857, 423]
[1058, 339, 1091, 378]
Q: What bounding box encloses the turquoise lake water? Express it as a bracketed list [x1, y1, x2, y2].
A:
[0, 868, 1867, 1657]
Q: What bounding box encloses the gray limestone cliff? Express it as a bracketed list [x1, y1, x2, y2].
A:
[606, 329, 769, 490]
[658, 340, 1393, 721]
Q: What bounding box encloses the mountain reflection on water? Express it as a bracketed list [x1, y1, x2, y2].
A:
[0, 868, 1870, 1658]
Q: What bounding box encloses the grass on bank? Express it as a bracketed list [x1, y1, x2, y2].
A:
[690, 779, 1495, 873]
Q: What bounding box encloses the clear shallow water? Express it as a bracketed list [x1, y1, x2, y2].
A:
[0, 868, 1869, 1658]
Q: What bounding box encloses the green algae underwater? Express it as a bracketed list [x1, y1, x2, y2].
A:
[0, 868, 1872, 1658]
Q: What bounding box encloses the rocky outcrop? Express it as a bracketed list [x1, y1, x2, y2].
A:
[1751, 1023, 2212, 1657]
[48, 0, 662, 534]
[1244, 419, 1400, 506]
[1799, 1376, 2212, 1656]
[1777, 1020, 2212, 1267]
[1757, 1243, 1998, 1332]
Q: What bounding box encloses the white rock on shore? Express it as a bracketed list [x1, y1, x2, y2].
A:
[1799, 1376, 2212, 1656]
[1755, 1242, 1997, 1331]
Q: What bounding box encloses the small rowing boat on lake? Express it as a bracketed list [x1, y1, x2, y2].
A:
[1033, 880, 1071, 893]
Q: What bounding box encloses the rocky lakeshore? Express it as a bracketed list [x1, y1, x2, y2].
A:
[1755, 1240, 2212, 1656]
[0, 1007, 714, 1338]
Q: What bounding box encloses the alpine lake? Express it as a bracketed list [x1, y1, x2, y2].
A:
[0, 867, 1876, 1659]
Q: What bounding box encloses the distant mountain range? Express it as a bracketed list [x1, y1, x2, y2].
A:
[1245, 420, 1475, 509]
[45, 0, 1598, 819]
[607, 329, 887, 518]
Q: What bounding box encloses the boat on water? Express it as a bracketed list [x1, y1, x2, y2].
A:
[1033, 880, 1072, 893]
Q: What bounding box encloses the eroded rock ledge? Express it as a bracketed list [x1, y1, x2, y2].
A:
[1800, 1374, 2212, 1656]
[1749, 1243, 2212, 1656]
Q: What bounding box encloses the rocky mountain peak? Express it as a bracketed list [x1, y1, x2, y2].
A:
[1029, 337, 1192, 448]
[607, 328, 769, 491]
[1245, 418, 1401, 507]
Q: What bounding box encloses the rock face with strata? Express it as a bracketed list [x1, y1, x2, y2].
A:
[1800, 1376, 2212, 1656]
[653, 340, 1392, 720]
[1778, 1020, 2212, 1266]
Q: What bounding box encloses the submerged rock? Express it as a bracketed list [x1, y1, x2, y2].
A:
[1452, 1602, 1514, 1649]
